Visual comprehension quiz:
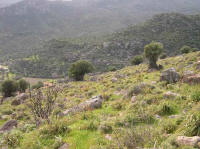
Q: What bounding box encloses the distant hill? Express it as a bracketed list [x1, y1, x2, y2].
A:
[0, 0, 200, 56]
[9, 13, 200, 78]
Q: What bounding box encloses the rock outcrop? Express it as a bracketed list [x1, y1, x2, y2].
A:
[0, 120, 17, 133]
[61, 96, 103, 116]
[176, 136, 200, 147]
[160, 68, 180, 83]
[182, 73, 200, 84]
[11, 93, 29, 106]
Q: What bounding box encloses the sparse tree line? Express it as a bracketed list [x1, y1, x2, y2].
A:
[130, 42, 199, 69]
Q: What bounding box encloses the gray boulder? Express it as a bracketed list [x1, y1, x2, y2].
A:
[62, 96, 103, 116]
[12, 93, 29, 106]
[176, 136, 200, 147]
[160, 68, 180, 83]
[0, 120, 17, 133]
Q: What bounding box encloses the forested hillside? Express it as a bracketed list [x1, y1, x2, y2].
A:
[0, 0, 200, 61]
[9, 13, 200, 78]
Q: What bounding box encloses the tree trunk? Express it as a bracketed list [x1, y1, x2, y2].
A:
[149, 59, 158, 69]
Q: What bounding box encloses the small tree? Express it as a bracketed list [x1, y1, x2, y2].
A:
[29, 87, 58, 126]
[144, 41, 163, 69]
[180, 45, 191, 54]
[18, 79, 29, 93]
[131, 55, 143, 65]
[69, 60, 94, 81]
[1, 80, 18, 97]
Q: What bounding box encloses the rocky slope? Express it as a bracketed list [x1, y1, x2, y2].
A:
[1, 51, 200, 148]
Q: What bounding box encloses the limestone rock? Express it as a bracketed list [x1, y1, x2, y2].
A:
[163, 91, 179, 99]
[58, 143, 70, 149]
[62, 96, 103, 116]
[196, 61, 200, 70]
[131, 96, 137, 104]
[0, 120, 17, 133]
[12, 93, 29, 105]
[183, 73, 200, 84]
[176, 136, 200, 147]
[160, 68, 180, 83]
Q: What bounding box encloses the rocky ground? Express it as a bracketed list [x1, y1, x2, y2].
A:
[1, 52, 200, 148]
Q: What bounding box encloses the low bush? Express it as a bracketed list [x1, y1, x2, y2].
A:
[180, 45, 191, 54]
[162, 120, 177, 134]
[99, 123, 113, 134]
[183, 112, 200, 136]
[130, 55, 143, 65]
[1, 130, 23, 148]
[191, 90, 200, 102]
[39, 120, 70, 138]
[158, 102, 177, 116]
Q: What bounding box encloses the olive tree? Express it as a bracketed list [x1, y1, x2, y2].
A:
[69, 60, 94, 81]
[1, 80, 18, 97]
[144, 41, 163, 69]
[18, 79, 29, 93]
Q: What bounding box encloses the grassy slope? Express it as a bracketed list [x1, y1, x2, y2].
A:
[1, 52, 200, 148]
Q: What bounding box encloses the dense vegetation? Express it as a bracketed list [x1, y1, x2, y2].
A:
[9, 13, 200, 78]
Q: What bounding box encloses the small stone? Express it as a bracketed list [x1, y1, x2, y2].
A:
[168, 115, 179, 119]
[105, 134, 112, 141]
[131, 96, 137, 104]
[164, 91, 179, 99]
[111, 78, 118, 83]
[155, 115, 161, 119]
[58, 143, 70, 149]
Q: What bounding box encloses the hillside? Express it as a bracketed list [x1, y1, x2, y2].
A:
[1, 51, 200, 148]
[0, 0, 200, 57]
[9, 13, 200, 78]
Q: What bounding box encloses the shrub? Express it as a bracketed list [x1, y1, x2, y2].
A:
[68, 60, 94, 81]
[160, 53, 167, 59]
[191, 91, 200, 102]
[39, 120, 70, 138]
[191, 48, 199, 52]
[158, 102, 177, 116]
[2, 130, 23, 148]
[131, 55, 143, 65]
[85, 120, 99, 131]
[29, 87, 58, 126]
[107, 66, 117, 72]
[1, 80, 18, 97]
[31, 81, 44, 89]
[162, 120, 177, 134]
[99, 123, 113, 134]
[144, 41, 163, 69]
[184, 112, 200, 136]
[18, 79, 29, 93]
[180, 45, 191, 54]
